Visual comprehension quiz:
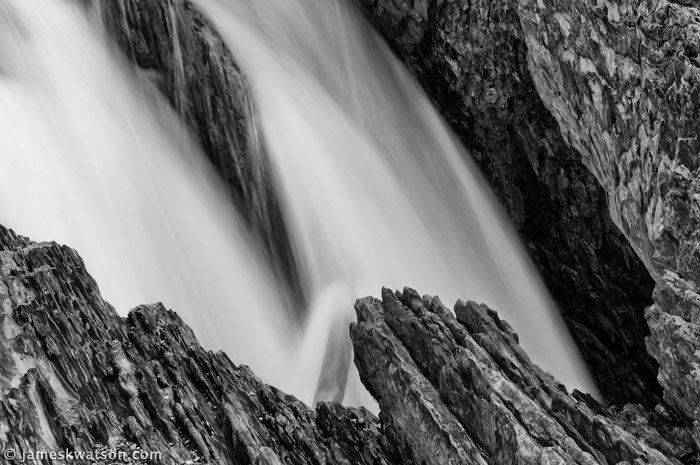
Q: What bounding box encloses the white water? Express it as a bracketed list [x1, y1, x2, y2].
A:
[0, 0, 296, 385]
[0, 0, 597, 407]
[192, 0, 598, 402]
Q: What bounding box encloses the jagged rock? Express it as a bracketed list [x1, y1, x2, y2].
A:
[511, 0, 700, 439]
[0, 225, 399, 464]
[646, 272, 700, 446]
[351, 287, 695, 464]
[0, 222, 694, 463]
[351, 0, 659, 406]
[91, 0, 303, 305]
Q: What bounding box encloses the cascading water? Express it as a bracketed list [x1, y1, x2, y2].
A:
[191, 0, 598, 403]
[0, 0, 296, 386]
[0, 0, 597, 408]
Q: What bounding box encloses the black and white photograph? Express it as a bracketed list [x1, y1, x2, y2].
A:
[0, 0, 697, 463]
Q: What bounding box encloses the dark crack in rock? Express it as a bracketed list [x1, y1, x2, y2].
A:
[513, 0, 700, 444]
[351, 0, 660, 407]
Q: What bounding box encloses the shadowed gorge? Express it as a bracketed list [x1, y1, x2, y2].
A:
[351, 0, 660, 407]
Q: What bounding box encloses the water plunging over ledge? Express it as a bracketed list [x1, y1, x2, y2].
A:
[0, 0, 295, 384]
[0, 0, 597, 406]
[192, 0, 598, 403]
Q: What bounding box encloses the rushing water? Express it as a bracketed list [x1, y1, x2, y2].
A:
[0, 0, 295, 384]
[0, 0, 596, 406]
[192, 0, 598, 403]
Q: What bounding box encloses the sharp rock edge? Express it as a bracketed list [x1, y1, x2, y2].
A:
[0, 225, 693, 464]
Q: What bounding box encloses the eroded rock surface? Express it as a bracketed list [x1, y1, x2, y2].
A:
[0, 225, 399, 464]
[0, 222, 694, 463]
[351, 288, 695, 464]
[646, 272, 700, 445]
[512, 0, 700, 439]
[351, 0, 659, 406]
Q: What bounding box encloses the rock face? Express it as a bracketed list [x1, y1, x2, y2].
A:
[0, 222, 693, 464]
[351, 0, 659, 406]
[646, 274, 700, 441]
[351, 288, 695, 464]
[511, 0, 700, 442]
[0, 225, 399, 464]
[92, 0, 303, 305]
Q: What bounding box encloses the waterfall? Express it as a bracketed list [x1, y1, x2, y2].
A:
[0, 0, 296, 387]
[0, 0, 597, 407]
[167, 0, 186, 113]
[191, 0, 598, 402]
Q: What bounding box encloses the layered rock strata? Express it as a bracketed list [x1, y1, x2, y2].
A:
[351, 287, 695, 464]
[0, 223, 693, 463]
[0, 225, 398, 464]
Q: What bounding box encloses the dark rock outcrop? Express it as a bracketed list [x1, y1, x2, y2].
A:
[0, 222, 693, 463]
[351, 0, 659, 407]
[511, 0, 700, 443]
[646, 274, 700, 442]
[351, 287, 695, 464]
[91, 0, 303, 306]
[0, 225, 398, 464]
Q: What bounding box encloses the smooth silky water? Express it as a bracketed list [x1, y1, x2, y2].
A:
[192, 0, 599, 404]
[0, 0, 295, 384]
[0, 0, 598, 407]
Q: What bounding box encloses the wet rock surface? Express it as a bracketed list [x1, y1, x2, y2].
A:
[351, 0, 659, 407]
[0, 223, 693, 464]
[351, 287, 695, 464]
[646, 272, 700, 446]
[0, 225, 399, 465]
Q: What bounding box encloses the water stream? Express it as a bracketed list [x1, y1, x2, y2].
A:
[0, 0, 597, 406]
[193, 0, 598, 403]
[0, 0, 295, 387]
